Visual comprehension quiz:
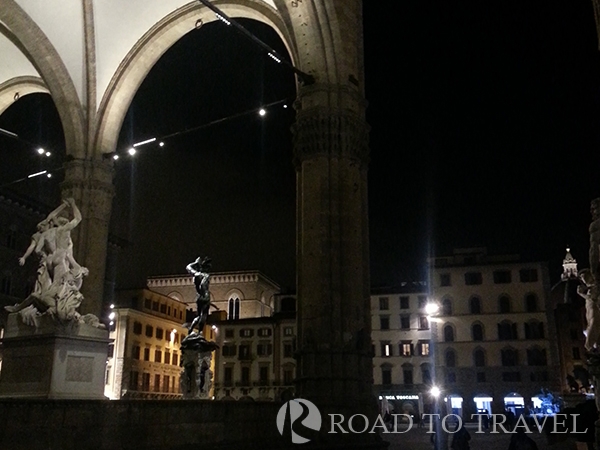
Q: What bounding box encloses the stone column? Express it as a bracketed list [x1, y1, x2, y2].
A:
[61, 157, 114, 317]
[293, 83, 379, 446]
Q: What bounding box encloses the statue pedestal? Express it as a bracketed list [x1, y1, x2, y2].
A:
[180, 349, 213, 399]
[0, 314, 110, 399]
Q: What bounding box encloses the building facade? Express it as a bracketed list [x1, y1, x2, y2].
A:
[430, 248, 561, 419]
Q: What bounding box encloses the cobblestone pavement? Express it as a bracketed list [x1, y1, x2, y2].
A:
[383, 424, 582, 450]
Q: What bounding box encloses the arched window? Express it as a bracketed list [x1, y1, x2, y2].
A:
[444, 324, 455, 342]
[499, 295, 511, 313]
[442, 298, 453, 316]
[470, 297, 481, 314]
[527, 347, 547, 366]
[498, 320, 518, 340]
[473, 348, 486, 367]
[228, 297, 240, 320]
[524, 320, 545, 339]
[472, 323, 484, 341]
[501, 347, 519, 366]
[526, 294, 538, 312]
[445, 349, 456, 367]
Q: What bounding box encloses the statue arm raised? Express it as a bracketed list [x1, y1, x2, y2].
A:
[63, 198, 82, 230]
[18, 235, 38, 265]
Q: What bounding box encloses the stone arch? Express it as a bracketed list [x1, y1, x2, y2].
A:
[94, 0, 298, 157]
[0, 1, 85, 157]
[0, 75, 49, 116]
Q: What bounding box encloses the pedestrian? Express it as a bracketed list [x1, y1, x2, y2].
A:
[450, 422, 471, 450]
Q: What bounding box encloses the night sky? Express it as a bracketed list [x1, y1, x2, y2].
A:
[2, 0, 600, 292]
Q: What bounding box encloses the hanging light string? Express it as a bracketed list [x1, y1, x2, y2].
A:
[1, 98, 292, 186]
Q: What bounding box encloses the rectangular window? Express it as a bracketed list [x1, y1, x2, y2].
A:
[164, 351, 170, 365]
[400, 315, 410, 330]
[163, 375, 170, 393]
[154, 349, 162, 363]
[403, 370, 413, 385]
[380, 316, 390, 330]
[144, 348, 150, 361]
[284, 327, 294, 336]
[381, 342, 392, 357]
[519, 268, 538, 282]
[107, 343, 114, 358]
[422, 369, 431, 384]
[418, 316, 429, 330]
[259, 366, 269, 383]
[420, 342, 430, 356]
[154, 374, 161, 392]
[152, 301, 159, 311]
[241, 366, 250, 383]
[284, 369, 294, 385]
[133, 321, 142, 335]
[465, 272, 483, 285]
[493, 270, 512, 284]
[144, 298, 151, 309]
[258, 328, 272, 337]
[381, 368, 392, 385]
[222, 344, 237, 357]
[142, 373, 150, 391]
[172, 353, 178, 366]
[418, 295, 427, 309]
[133, 346, 141, 359]
[224, 367, 233, 384]
[129, 371, 139, 390]
[379, 297, 389, 310]
[257, 342, 273, 356]
[145, 325, 153, 338]
[160, 304, 167, 314]
[225, 329, 234, 338]
[440, 274, 451, 287]
[399, 297, 409, 309]
[240, 329, 254, 338]
[283, 343, 294, 358]
[156, 328, 164, 340]
[401, 342, 412, 356]
[239, 344, 252, 360]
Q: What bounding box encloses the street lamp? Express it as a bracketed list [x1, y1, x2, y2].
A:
[425, 303, 439, 316]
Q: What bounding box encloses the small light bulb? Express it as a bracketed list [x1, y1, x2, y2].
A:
[259, 109, 266, 117]
[45, 151, 51, 157]
[110, 304, 115, 309]
[113, 154, 119, 160]
[109, 312, 115, 320]
[159, 142, 165, 147]
[283, 104, 288, 109]
[37, 148, 45, 155]
[128, 148, 136, 156]
[47, 173, 52, 178]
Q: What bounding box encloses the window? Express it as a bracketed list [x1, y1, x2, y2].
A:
[472, 323, 484, 341]
[440, 274, 451, 287]
[419, 341, 430, 356]
[167, 306, 171, 316]
[144, 298, 151, 309]
[154, 349, 162, 363]
[403, 369, 413, 385]
[241, 366, 250, 384]
[499, 296, 511, 313]
[400, 315, 410, 330]
[160, 304, 167, 314]
[222, 344, 237, 357]
[284, 327, 294, 336]
[418, 295, 427, 309]
[443, 324, 455, 342]
[442, 298, 452, 316]
[240, 329, 254, 338]
[144, 348, 150, 361]
[129, 371, 139, 390]
[107, 343, 114, 358]
[152, 301, 159, 312]
[476, 372, 486, 383]
[381, 342, 392, 357]
[259, 366, 269, 383]
[164, 351, 170, 365]
[445, 350, 456, 367]
[257, 342, 273, 356]
[283, 343, 294, 358]
[470, 297, 481, 314]
[501, 348, 519, 366]
[133, 322, 142, 335]
[225, 329, 234, 338]
[156, 328, 164, 340]
[258, 328, 272, 337]
[493, 270, 512, 284]
[422, 367, 432, 384]
[400, 296, 409, 309]
[379, 297, 389, 310]
[465, 272, 483, 285]
[283, 369, 294, 385]
[145, 325, 154, 338]
[525, 294, 538, 312]
[224, 367, 233, 385]
[418, 316, 429, 330]
[381, 367, 392, 385]
[527, 348, 547, 366]
[401, 342, 413, 356]
[524, 320, 544, 339]
[132, 346, 141, 360]
[228, 297, 240, 320]
[380, 316, 390, 330]
[498, 321, 518, 340]
[520, 268, 539, 283]
[239, 344, 252, 360]
[142, 373, 150, 391]
[474, 349, 485, 367]
[154, 374, 161, 392]
[163, 375, 170, 393]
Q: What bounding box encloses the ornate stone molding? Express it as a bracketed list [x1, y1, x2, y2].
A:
[148, 271, 263, 288]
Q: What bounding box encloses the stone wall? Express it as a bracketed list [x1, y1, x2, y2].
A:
[0, 399, 286, 450]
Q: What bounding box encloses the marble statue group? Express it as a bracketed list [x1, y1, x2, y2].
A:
[5, 198, 102, 327]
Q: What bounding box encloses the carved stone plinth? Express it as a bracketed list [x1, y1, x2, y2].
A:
[180, 349, 213, 399]
[0, 314, 110, 399]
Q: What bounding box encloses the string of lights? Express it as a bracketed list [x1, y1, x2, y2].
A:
[1, 99, 291, 187]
